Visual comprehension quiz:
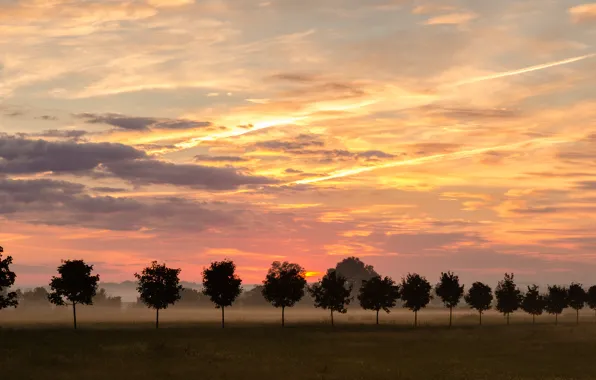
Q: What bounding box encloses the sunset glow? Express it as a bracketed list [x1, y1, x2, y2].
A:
[1, 0, 595, 287]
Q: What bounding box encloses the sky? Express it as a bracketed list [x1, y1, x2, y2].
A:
[1, 0, 595, 287]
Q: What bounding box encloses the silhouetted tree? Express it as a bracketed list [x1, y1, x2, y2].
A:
[465, 282, 493, 325]
[400, 273, 432, 327]
[568, 283, 587, 325]
[0, 247, 18, 311]
[358, 275, 400, 325]
[587, 285, 596, 321]
[262, 261, 307, 327]
[48, 260, 100, 329]
[545, 285, 568, 325]
[495, 273, 522, 325]
[202, 260, 242, 328]
[93, 288, 122, 308]
[521, 284, 544, 324]
[309, 269, 352, 326]
[435, 271, 464, 327]
[335, 257, 379, 298]
[135, 261, 182, 329]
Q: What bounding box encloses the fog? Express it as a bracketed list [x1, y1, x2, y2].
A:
[1, 305, 591, 327]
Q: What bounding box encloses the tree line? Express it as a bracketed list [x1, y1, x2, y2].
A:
[2, 247, 596, 329]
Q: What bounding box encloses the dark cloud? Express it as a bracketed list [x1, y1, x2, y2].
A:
[0, 178, 234, 231]
[575, 181, 596, 190]
[91, 187, 128, 193]
[268, 73, 318, 83]
[284, 168, 303, 174]
[77, 112, 212, 131]
[104, 159, 277, 190]
[0, 136, 145, 175]
[255, 139, 324, 151]
[36, 129, 87, 140]
[379, 232, 486, 254]
[36, 115, 59, 121]
[194, 155, 248, 163]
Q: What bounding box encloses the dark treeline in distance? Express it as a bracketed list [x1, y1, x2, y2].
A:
[5, 246, 596, 329]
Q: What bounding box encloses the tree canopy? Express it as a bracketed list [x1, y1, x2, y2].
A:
[495, 273, 522, 324]
[358, 275, 400, 325]
[435, 271, 464, 327]
[135, 261, 183, 328]
[465, 282, 493, 325]
[587, 285, 596, 315]
[309, 269, 352, 326]
[202, 260, 243, 328]
[544, 285, 568, 325]
[335, 257, 378, 297]
[521, 284, 544, 323]
[400, 273, 432, 327]
[0, 247, 18, 311]
[262, 261, 307, 326]
[48, 260, 100, 329]
[568, 283, 587, 324]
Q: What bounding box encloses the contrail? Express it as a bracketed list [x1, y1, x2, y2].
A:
[449, 53, 595, 87]
[293, 137, 569, 185]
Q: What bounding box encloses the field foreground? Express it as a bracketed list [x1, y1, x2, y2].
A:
[2, 324, 596, 380]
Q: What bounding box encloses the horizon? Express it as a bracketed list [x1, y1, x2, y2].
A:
[2, 0, 596, 288]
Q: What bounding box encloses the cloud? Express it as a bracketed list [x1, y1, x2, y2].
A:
[147, 0, 195, 8]
[425, 12, 476, 25]
[35, 129, 88, 140]
[0, 136, 145, 175]
[194, 155, 248, 163]
[569, 3, 596, 23]
[103, 159, 277, 190]
[575, 181, 596, 190]
[77, 113, 212, 131]
[0, 178, 234, 231]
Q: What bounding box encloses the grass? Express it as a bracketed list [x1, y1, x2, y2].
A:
[2, 321, 596, 380]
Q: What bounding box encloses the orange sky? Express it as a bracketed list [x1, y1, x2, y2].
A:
[1, 0, 596, 287]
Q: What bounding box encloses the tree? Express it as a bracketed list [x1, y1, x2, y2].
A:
[495, 273, 522, 325]
[240, 285, 269, 307]
[48, 260, 100, 329]
[202, 260, 243, 328]
[521, 284, 545, 324]
[464, 282, 493, 325]
[568, 283, 587, 325]
[335, 257, 379, 298]
[135, 261, 183, 329]
[262, 261, 307, 327]
[94, 288, 122, 308]
[358, 275, 400, 325]
[587, 285, 596, 321]
[309, 269, 352, 326]
[0, 246, 18, 311]
[544, 285, 568, 325]
[400, 273, 432, 327]
[435, 271, 464, 327]
[21, 287, 51, 308]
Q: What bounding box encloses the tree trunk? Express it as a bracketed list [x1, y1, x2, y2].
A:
[555, 313, 558, 325]
[156, 308, 159, 329]
[479, 311, 482, 326]
[414, 310, 418, 327]
[576, 309, 579, 325]
[72, 302, 77, 330]
[221, 306, 225, 329]
[507, 313, 510, 325]
[376, 309, 379, 325]
[449, 307, 453, 328]
[281, 306, 285, 327]
[330, 310, 334, 327]
[532, 314, 535, 325]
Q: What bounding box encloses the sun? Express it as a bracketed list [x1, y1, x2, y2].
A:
[304, 271, 322, 278]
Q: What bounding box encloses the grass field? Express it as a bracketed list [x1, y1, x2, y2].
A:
[2, 310, 596, 380]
